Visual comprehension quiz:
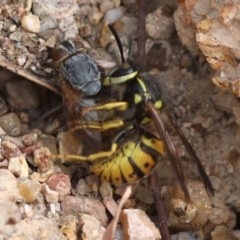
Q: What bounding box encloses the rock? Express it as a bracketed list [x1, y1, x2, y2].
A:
[5, 80, 40, 110]
[60, 215, 77, 240]
[174, 0, 240, 97]
[0, 95, 9, 116]
[4, 136, 25, 149]
[120, 209, 161, 240]
[79, 214, 105, 240]
[32, 147, 48, 169]
[76, 179, 89, 196]
[104, 6, 125, 24]
[162, 180, 211, 231]
[146, 6, 174, 40]
[0, 169, 20, 202]
[46, 173, 71, 201]
[0, 201, 21, 231]
[20, 203, 35, 218]
[100, 0, 121, 13]
[8, 155, 28, 177]
[211, 226, 239, 240]
[88, 6, 103, 25]
[1, 140, 22, 158]
[42, 184, 59, 203]
[21, 13, 41, 33]
[212, 91, 239, 113]
[0, 113, 21, 136]
[17, 178, 42, 202]
[62, 196, 108, 226]
[21, 132, 38, 146]
[99, 181, 113, 199]
[2, 215, 67, 240]
[32, 0, 79, 38]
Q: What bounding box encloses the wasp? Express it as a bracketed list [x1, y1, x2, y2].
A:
[83, 25, 213, 198]
[51, 27, 213, 199]
[50, 38, 166, 187]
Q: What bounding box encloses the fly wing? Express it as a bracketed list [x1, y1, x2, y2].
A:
[61, 81, 104, 156]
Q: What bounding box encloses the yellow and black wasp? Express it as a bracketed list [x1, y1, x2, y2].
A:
[88, 25, 213, 198]
[51, 24, 214, 201]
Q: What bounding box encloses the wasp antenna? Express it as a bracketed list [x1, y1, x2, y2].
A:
[108, 24, 125, 64]
[166, 111, 214, 197]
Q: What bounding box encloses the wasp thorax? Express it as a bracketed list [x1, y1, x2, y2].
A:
[111, 63, 137, 78]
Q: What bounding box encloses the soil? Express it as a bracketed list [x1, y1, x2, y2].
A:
[0, 0, 240, 239]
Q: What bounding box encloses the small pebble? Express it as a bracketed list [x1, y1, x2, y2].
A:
[120, 209, 161, 240]
[0, 201, 21, 230]
[0, 95, 9, 116]
[1, 214, 67, 239]
[89, 6, 103, 25]
[21, 13, 41, 33]
[0, 113, 22, 136]
[33, 147, 52, 172]
[1, 140, 22, 159]
[211, 226, 238, 240]
[76, 179, 89, 196]
[104, 7, 125, 24]
[5, 80, 40, 110]
[17, 178, 42, 202]
[100, 0, 121, 13]
[46, 173, 71, 201]
[21, 203, 34, 218]
[163, 180, 211, 231]
[99, 181, 113, 199]
[62, 196, 108, 226]
[22, 132, 38, 146]
[0, 169, 20, 202]
[0, 159, 9, 168]
[146, 6, 174, 40]
[8, 155, 28, 177]
[4, 136, 25, 149]
[42, 184, 59, 203]
[33, 147, 54, 182]
[80, 214, 105, 240]
[60, 215, 77, 240]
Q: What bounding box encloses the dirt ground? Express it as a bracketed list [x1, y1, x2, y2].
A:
[1, 0, 240, 239]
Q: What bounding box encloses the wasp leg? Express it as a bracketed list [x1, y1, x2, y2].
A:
[81, 101, 128, 115]
[69, 119, 124, 133]
[51, 127, 135, 163]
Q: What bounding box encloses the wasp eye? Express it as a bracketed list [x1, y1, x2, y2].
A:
[72, 41, 85, 51]
[52, 48, 68, 64]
